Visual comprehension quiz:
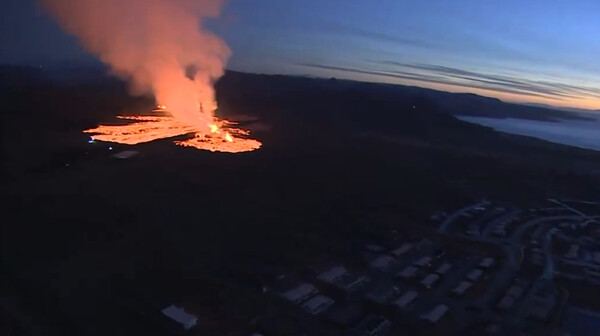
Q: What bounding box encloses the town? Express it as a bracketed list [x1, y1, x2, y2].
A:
[151, 199, 600, 335]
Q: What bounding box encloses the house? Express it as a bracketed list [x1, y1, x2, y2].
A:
[496, 296, 515, 311]
[335, 273, 370, 292]
[281, 283, 318, 304]
[435, 263, 452, 274]
[301, 295, 335, 315]
[369, 255, 399, 272]
[365, 284, 399, 304]
[317, 266, 348, 284]
[524, 280, 557, 322]
[393, 290, 419, 310]
[479, 258, 495, 269]
[391, 243, 412, 258]
[451, 281, 472, 296]
[161, 305, 197, 330]
[354, 315, 392, 336]
[420, 274, 440, 289]
[413, 256, 432, 267]
[420, 304, 450, 323]
[397, 266, 418, 279]
[492, 229, 507, 237]
[467, 269, 484, 281]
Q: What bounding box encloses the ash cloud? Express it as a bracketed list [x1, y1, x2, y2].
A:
[40, 0, 231, 129]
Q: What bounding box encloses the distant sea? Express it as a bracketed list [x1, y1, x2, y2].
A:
[458, 115, 600, 152]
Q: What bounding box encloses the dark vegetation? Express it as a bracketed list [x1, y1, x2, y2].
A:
[2, 66, 600, 335]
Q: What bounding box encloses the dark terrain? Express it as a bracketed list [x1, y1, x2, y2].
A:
[2, 66, 600, 335]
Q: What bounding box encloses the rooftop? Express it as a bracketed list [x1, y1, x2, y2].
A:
[394, 290, 419, 309]
[452, 281, 472, 296]
[369, 255, 398, 271]
[335, 273, 370, 292]
[281, 283, 318, 304]
[317, 266, 348, 284]
[467, 269, 484, 281]
[161, 305, 197, 330]
[435, 262, 452, 274]
[301, 294, 335, 315]
[397, 265, 418, 279]
[479, 257, 495, 268]
[413, 256, 432, 267]
[420, 304, 450, 323]
[421, 273, 440, 288]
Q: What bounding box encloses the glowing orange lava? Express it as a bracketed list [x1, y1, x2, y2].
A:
[84, 113, 261, 153]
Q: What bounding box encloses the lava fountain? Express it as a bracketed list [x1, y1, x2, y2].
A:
[41, 0, 261, 153]
[84, 110, 262, 153]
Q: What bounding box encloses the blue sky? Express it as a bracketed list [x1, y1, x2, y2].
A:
[2, 0, 600, 109]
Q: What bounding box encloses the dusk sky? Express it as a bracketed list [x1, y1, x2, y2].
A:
[2, 0, 600, 109]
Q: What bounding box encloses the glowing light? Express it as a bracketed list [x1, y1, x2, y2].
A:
[84, 113, 261, 153]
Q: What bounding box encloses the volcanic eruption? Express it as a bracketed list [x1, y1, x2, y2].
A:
[40, 0, 261, 152]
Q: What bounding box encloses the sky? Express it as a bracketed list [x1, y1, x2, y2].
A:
[2, 0, 600, 109]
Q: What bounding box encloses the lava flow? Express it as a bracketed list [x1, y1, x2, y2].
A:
[84, 110, 261, 153]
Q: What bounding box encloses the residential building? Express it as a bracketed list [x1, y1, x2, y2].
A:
[467, 269, 484, 281]
[420, 273, 440, 289]
[281, 283, 318, 304]
[161, 305, 197, 330]
[301, 295, 335, 315]
[317, 266, 348, 284]
[451, 281, 472, 296]
[420, 304, 450, 323]
[413, 256, 432, 267]
[393, 290, 419, 310]
[435, 263, 452, 274]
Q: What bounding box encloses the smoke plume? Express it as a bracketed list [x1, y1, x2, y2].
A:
[40, 0, 231, 129]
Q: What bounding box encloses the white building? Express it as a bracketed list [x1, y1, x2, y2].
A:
[420, 304, 449, 323]
[301, 295, 335, 315]
[397, 265, 418, 279]
[393, 290, 419, 310]
[421, 273, 440, 288]
[413, 256, 432, 267]
[317, 266, 348, 284]
[369, 255, 398, 272]
[281, 283, 318, 304]
[479, 257, 495, 269]
[467, 269, 484, 281]
[335, 273, 370, 292]
[391, 243, 412, 257]
[161, 305, 197, 330]
[435, 263, 452, 274]
[451, 281, 472, 296]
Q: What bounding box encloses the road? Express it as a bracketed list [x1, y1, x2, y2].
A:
[548, 198, 587, 217]
[542, 228, 559, 279]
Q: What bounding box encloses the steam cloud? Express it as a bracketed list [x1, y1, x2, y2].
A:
[40, 0, 230, 129]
